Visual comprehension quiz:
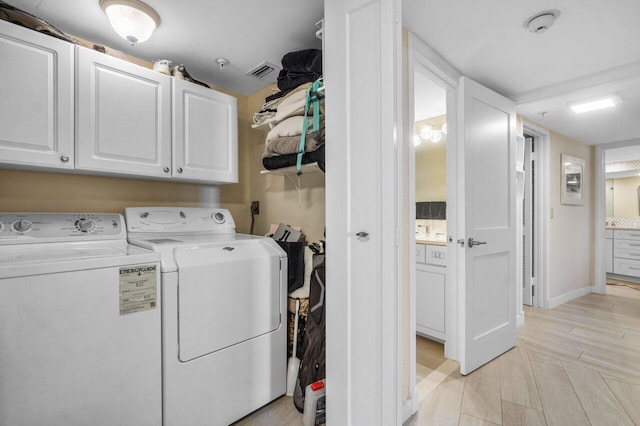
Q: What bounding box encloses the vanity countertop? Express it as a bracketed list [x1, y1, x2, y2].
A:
[606, 226, 640, 231]
[416, 239, 447, 246]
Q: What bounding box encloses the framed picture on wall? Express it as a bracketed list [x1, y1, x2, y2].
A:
[561, 153, 585, 205]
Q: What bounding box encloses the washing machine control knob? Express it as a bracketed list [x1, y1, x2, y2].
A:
[212, 212, 225, 224]
[13, 219, 32, 233]
[75, 218, 96, 233]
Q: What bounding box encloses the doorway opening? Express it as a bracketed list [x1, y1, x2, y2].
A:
[599, 143, 640, 300]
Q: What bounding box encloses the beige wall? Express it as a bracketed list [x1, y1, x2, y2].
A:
[227, 84, 326, 242]
[545, 125, 595, 300]
[610, 176, 640, 217]
[0, 169, 220, 213]
[415, 142, 446, 201]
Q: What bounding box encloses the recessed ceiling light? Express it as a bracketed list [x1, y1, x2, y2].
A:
[568, 96, 619, 114]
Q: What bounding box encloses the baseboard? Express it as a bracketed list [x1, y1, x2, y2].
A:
[517, 310, 525, 326]
[548, 286, 593, 309]
[402, 389, 418, 422]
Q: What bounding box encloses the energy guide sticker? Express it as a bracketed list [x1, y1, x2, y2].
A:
[119, 264, 158, 315]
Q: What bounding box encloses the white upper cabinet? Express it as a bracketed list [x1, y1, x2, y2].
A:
[172, 79, 238, 183]
[0, 20, 74, 170]
[75, 46, 172, 178]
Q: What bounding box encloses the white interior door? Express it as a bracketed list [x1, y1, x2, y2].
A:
[458, 76, 517, 375]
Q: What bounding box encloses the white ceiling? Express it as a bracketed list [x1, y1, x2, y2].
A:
[8, 0, 640, 147]
[403, 0, 640, 146]
[6, 0, 323, 95]
[414, 71, 446, 121]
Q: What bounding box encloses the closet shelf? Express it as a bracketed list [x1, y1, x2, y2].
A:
[260, 162, 323, 176]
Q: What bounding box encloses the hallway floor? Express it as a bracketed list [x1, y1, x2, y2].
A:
[406, 291, 640, 425]
[236, 291, 640, 425]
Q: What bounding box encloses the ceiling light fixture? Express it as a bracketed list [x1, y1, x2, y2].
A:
[568, 96, 619, 114]
[99, 0, 160, 45]
[523, 9, 560, 34]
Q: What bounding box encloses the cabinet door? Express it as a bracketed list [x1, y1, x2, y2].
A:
[0, 21, 74, 170]
[606, 237, 613, 274]
[172, 79, 238, 183]
[76, 46, 171, 178]
[416, 265, 445, 340]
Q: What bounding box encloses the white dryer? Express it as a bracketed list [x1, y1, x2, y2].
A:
[0, 213, 162, 426]
[125, 207, 287, 426]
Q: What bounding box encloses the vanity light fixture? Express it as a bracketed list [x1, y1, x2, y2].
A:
[418, 123, 446, 143]
[569, 96, 619, 114]
[99, 0, 161, 45]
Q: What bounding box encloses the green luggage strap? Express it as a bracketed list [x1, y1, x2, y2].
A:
[296, 78, 324, 175]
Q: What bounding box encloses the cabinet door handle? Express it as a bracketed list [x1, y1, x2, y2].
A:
[356, 231, 369, 241]
[177, 167, 183, 173]
[60, 156, 69, 163]
[163, 167, 170, 173]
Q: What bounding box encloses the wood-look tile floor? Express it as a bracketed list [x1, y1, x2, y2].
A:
[236, 291, 640, 425]
[407, 290, 640, 425]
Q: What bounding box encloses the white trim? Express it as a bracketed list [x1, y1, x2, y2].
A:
[522, 122, 551, 309]
[517, 312, 525, 327]
[407, 31, 460, 367]
[406, 33, 418, 419]
[522, 119, 551, 309]
[512, 61, 640, 104]
[402, 390, 418, 423]
[548, 286, 594, 309]
[594, 145, 607, 294]
[408, 33, 462, 88]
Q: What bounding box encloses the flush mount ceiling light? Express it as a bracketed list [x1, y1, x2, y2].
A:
[568, 96, 620, 114]
[523, 9, 560, 34]
[99, 0, 160, 45]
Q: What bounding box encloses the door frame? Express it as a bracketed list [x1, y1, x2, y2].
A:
[594, 138, 640, 294]
[406, 32, 461, 417]
[521, 122, 551, 309]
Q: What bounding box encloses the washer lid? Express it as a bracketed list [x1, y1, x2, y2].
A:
[0, 240, 159, 278]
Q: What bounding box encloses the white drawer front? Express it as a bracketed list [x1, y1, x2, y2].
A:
[425, 246, 447, 267]
[605, 229, 613, 239]
[614, 257, 640, 278]
[415, 244, 426, 264]
[614, 248, 640, 261]
[614, 239, 640, 250]
[614, 229, 640, 241]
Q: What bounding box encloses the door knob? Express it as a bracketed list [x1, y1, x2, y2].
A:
[468, 238, 487, 248]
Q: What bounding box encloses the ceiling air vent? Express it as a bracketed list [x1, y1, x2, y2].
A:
[246, 61, 280, 80]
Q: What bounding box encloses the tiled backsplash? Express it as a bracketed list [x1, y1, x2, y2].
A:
[416, 219, 447, 240]
[606, 217, 640, 228]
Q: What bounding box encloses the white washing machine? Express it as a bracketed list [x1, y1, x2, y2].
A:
[0, 213, 162, 426]
[124, 207, 287, 426]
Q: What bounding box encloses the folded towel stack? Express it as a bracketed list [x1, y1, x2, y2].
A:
[253, 49, 325, 173]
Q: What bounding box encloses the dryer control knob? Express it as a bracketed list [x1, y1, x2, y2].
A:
[13, 219, 32, 233]
[213, 212, 225, 224]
